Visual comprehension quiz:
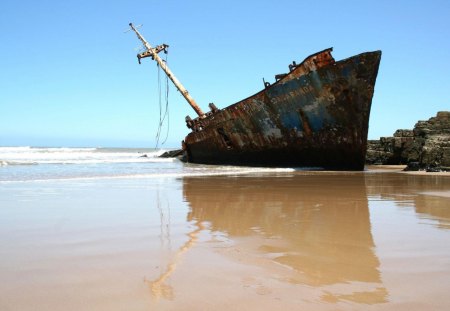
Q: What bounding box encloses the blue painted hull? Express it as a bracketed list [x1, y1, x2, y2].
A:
[183, 49, 382, 170]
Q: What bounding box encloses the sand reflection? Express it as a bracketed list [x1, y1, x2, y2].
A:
[146, 220, 204, 301]
[145, 189, 205, 301]
[365, 173, 450, 229]
[183, 174, 387, 304]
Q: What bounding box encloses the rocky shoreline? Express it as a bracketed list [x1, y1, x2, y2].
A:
[366, 111, 450, 171]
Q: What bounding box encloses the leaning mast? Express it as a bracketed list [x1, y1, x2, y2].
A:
[129, 23, 205, 117]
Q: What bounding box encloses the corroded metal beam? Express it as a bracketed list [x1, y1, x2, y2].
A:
[129, 23, 205, 117]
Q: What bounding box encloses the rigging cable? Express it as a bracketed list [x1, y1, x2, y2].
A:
[154, 52, 170, 149]
[162, 53, 170, 145]
[155, 61, 162, 147]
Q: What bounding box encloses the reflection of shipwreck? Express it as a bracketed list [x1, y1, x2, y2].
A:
[146, 220, 204, 301]
[145, 189, 204, 301]
[182, 175, 388, 304]
[129, 23, 381, 170]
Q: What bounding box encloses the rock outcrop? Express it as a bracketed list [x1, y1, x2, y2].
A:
[366, 111, 450, 169]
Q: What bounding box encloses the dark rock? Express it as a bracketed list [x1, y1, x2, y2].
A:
[159, 149, 184, 158]
[404, 162, 420, 171]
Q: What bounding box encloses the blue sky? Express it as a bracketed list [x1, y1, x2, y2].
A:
[1, 0, 449, 147]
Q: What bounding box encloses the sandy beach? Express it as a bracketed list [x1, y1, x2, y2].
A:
[1, 165, 449, 310]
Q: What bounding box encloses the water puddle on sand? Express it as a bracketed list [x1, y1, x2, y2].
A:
[0, 170, 449, 310]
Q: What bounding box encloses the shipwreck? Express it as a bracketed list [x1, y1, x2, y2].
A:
[129, 23, 381, 170]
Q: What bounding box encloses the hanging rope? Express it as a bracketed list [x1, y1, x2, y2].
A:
[162, 53, 170, 145]
[155, 52, 170, 149]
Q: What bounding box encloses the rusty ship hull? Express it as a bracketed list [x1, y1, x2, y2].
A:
[182, 49, 381, 170]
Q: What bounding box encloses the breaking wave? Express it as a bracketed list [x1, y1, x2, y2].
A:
[0, 146, 296, 183]
[0, 147, 168, 165]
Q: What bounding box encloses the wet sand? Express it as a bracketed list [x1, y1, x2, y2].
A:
[1, 168, 450, 310]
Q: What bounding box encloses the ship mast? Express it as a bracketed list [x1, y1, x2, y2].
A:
[129, 23, 204, 117]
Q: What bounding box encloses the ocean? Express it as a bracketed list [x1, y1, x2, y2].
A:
[1, 146, 450, 310]
[0, 147, 294, 182]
